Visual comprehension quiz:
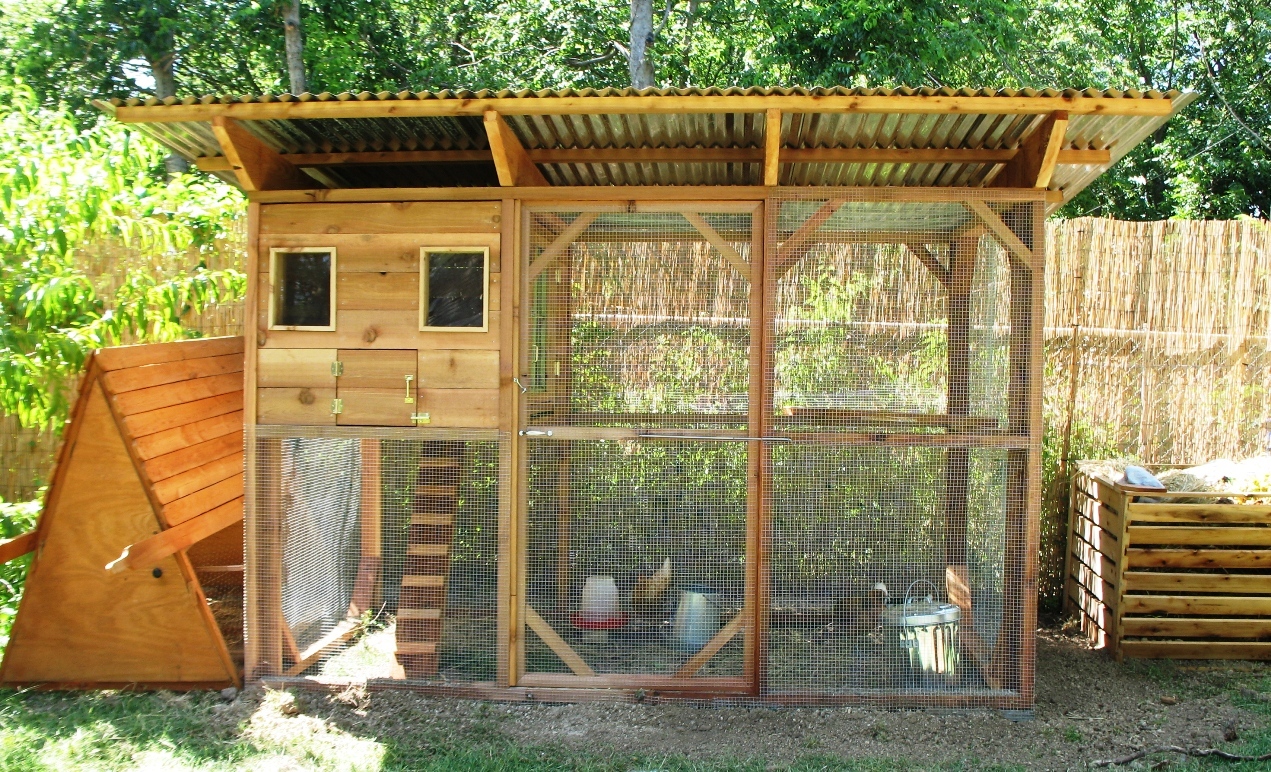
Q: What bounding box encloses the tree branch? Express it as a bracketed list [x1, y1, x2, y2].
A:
[566, 41, 623, 68]
[1193, 31, 1270, 150]
[1093, 745, 1271, 767]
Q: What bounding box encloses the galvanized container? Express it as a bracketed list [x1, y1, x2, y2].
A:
[880, 589, 960, 687]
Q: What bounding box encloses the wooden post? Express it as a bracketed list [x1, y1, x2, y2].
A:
[254, 437, 283, 677]
[749, 200, 770, 696]
[351, 438, 382, 615]
[498, 198, 518, 687]
[944, 236, 977, 567]
[549, 243, 574, 612]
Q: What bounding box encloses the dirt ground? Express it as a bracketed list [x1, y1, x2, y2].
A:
[239, 622, 1271, 770]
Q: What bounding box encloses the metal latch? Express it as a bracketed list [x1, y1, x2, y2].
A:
[411, 412, 431, 425]
[330, 398, 343, 415]
[519, 429, 554, 437]
[331, 361, 344, 376]
[404, 374, 415, 403]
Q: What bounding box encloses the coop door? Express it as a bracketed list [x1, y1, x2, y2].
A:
[517, 204, 762, 690]
[334, 349, 418, 426]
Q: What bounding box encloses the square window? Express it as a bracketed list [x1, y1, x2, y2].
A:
[270, 248, 336, 330]
[420, 247, 489, 332]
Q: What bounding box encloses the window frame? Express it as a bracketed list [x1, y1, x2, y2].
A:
[268, 246, 338, 332]
[418, 246, 491, 333]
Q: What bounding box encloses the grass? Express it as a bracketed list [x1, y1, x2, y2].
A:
[0, 687, 964, 772]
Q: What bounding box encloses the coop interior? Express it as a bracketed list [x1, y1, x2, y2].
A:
[252, 193, 1040, 705]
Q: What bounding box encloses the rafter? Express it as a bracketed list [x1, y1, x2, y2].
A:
[992, 111, 1069, 189]
[682, 212, 751, 280]
[903, 242, 951, 287]
[483, 110, 549, 187]
[963, 200, 1033, 266]
[773, 199, 847, 277]
[193, 145, 1112, 172]
[764, 109, 782, 186]
[210, 116, 314, 191]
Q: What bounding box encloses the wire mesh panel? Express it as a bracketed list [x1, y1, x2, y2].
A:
[763, 191, 1041, 705]
[523, 438, 749, 680]
[520, 205, 759, 688]
[525, 207, 756, 429]
[249, 426, 505, 685]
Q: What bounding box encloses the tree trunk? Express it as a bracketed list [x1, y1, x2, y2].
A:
[629, 0, 655, 89]
[283, 0, 307, 94]
[149, 52, 189, 175]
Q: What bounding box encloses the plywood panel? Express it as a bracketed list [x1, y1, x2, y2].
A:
[336, 389, 415, 427]
[418, 388, 499, 428]
[257, 387, 336, 425]
[418, 350, 500, 389]
[261, 310, 501, 350]
[259, 202, 502, 234]
[187, 520, 244, 567]
[337, 349, 417, 389]
[0, 383, 232, 685]
[339, 272, 418, 311]
[257, 348, 337, 388]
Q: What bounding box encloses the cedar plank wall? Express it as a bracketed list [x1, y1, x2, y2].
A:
[255, 202, 503, 427]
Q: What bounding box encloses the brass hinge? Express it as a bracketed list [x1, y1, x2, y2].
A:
[331, 361, 344, 376]
[411, 412, 431, 425]
[331, 398, 343, 415]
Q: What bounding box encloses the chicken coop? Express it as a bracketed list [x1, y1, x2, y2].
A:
[98, 87, 1191, 708]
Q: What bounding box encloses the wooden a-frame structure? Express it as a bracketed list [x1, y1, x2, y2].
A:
[0, 337, 245, 689]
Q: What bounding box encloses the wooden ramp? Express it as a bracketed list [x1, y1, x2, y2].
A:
[396, 441, 463, 677]
[0, 337, 245, 689]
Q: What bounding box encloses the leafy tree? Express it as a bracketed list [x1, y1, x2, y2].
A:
[0, 86, 245, 430]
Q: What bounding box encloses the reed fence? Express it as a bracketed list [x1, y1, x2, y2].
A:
[0, 222, 245, 501]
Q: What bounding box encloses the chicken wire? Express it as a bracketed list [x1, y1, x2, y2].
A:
[519, 195, 1040, 703]
[249, 426, 505, 684]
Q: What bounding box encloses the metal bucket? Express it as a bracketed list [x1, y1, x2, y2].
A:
[672, 585, 721, 652]
[880, 581, 960, 687]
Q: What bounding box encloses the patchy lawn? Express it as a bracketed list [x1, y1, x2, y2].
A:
[1, 627, 1270, 771]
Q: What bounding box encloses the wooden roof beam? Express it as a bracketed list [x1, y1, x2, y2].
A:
[992, 111, 1069, 189]
[210, 116, 315, 191]
[194, 145, 1111, 172]
[483, 110, 549, 187]
[764, 109, 782, 186]
[109, 94, 1181, 123]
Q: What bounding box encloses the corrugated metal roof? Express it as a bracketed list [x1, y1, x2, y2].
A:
[98, 86, 1195, 203]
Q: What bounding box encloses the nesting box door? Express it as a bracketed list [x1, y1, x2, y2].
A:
[516, 204, 761, 691]
[334, 349, 418, 426]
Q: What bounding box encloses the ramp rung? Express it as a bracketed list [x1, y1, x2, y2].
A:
[402, 575, 445, 588]
[398, 608, 442, 620]
[409, 514, 452, 526]
[407, 544, 449, 556]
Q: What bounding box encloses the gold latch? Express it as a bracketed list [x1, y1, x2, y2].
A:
[404, 374, 415, 403]
[411, 412, 431, 425]
[331, 360, 344, 377]
[331, 398, 343, 415]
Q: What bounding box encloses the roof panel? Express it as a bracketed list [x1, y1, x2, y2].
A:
[102, 86, 1195, 206]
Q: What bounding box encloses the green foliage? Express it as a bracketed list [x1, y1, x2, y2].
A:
[0, 498, 39, 649]
[0, 85, 246, 430]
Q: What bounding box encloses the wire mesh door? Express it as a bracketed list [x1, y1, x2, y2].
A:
[763, 191, 1040, 705]
[519, 204, 763, 691]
